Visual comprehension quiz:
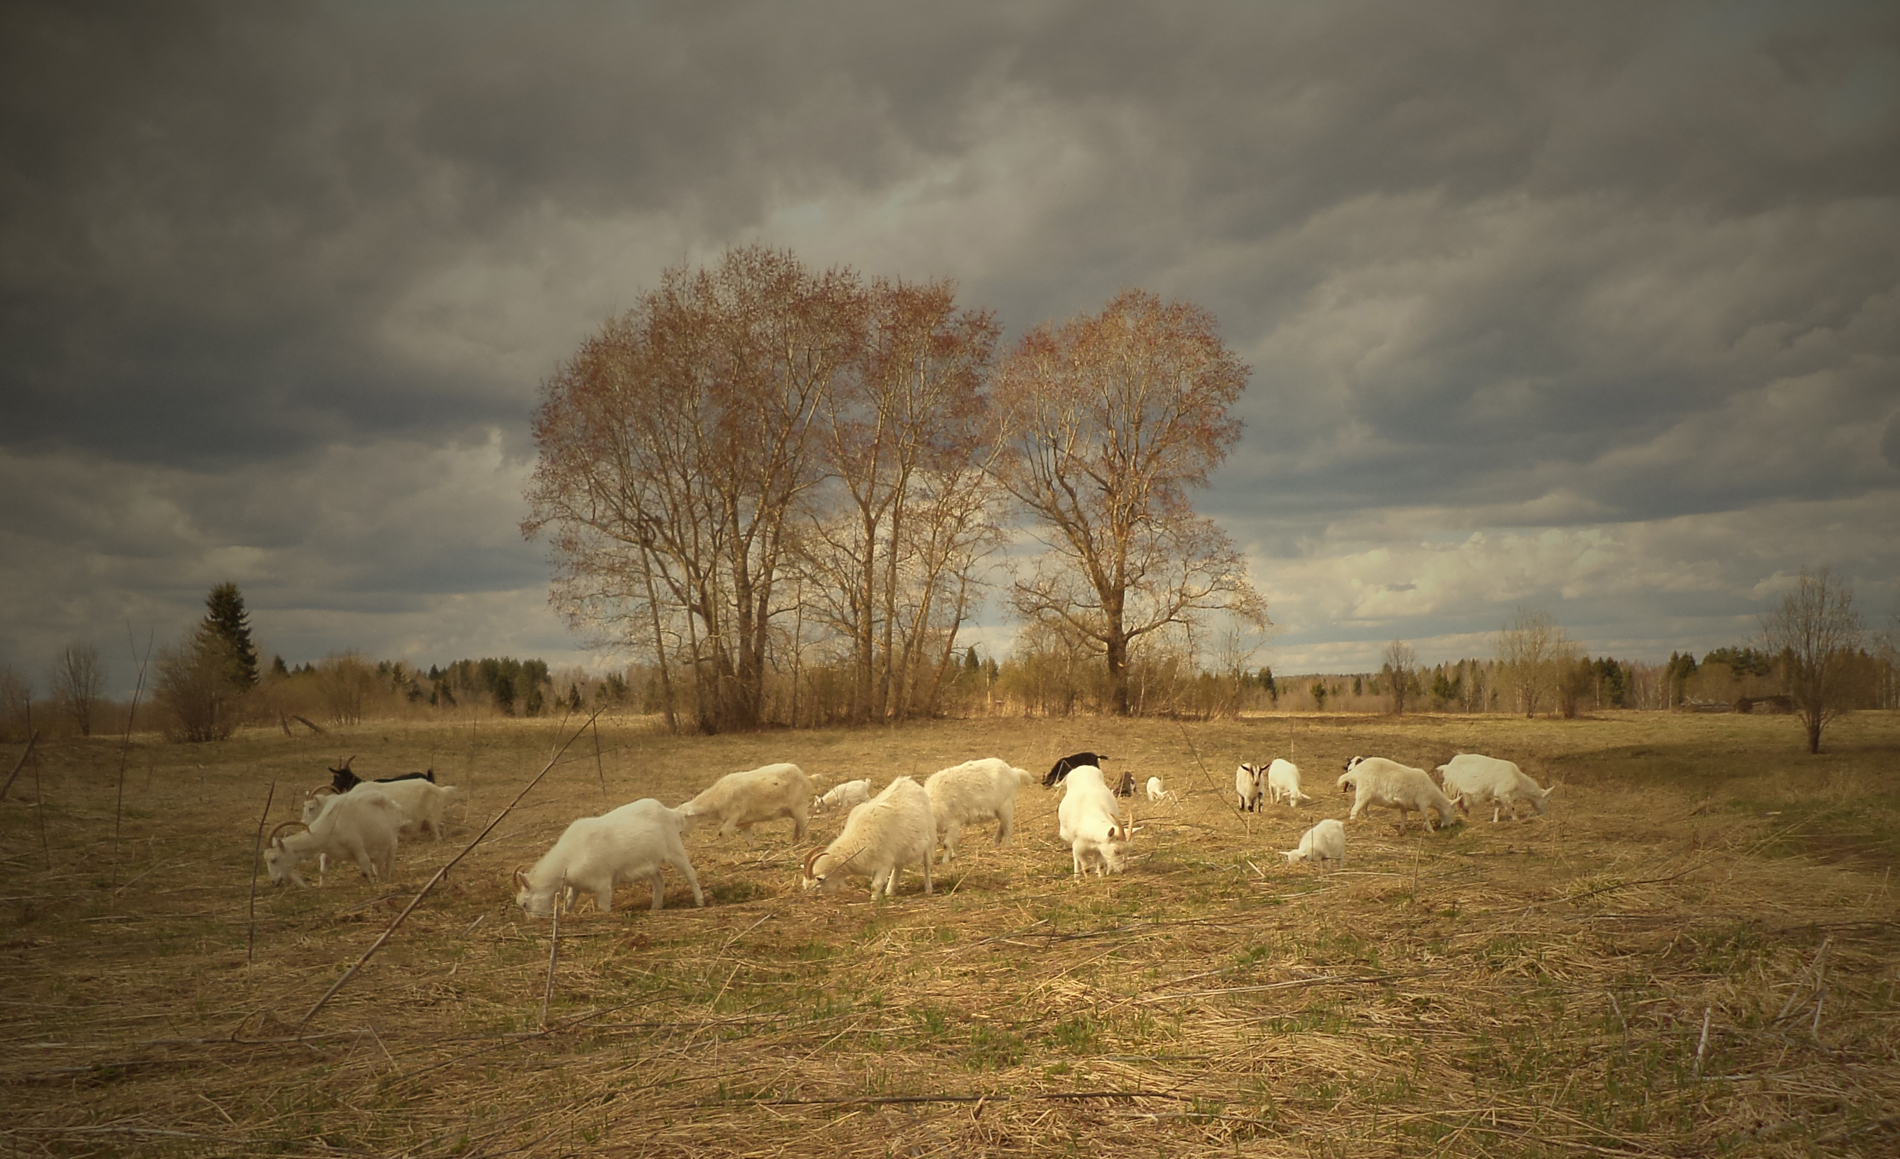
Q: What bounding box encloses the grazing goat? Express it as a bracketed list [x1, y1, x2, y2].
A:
[679, 762, 813, 842]
[304, 777, 458, 842]
[803, 777, 935, 899]
[1042, 751, 1109, 788]
[514, 799, 703, 917]
[264, 789, 404, 887]
[1283, 818, 1346, 865]
[327, 754, 436, 794]
[1265, 758, 1312, 806]
[812, 778, 872, 815]
[1057, 765, 1130, 877]
[1338, 756, 1461, 832]
[1436, 754, 1556, 822]
[1235, 763, 1264, 811]
[1145, 776, 1177, 804]
[924, 758, 1034, 863]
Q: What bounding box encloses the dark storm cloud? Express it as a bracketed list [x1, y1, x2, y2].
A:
[1, 0, 1895, 682]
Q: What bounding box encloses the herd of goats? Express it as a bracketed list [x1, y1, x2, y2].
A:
[259, 747, 1558, 915]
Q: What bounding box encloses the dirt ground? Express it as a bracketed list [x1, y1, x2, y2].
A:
[2, 709, 1897, 1157]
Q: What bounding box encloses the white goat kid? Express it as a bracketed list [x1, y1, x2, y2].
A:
[1283, 818, 1346, 865]
[679, 762, 814, 842]
[1145, 776, 1177, 804]
[265, 788, 404, 887]
[1436, 754, 1556, 822]
[514, 799, 704, 917]
[1265, 758, 1312, 806]
[812, 778, 872, 815]
[1058, 765, 1131, 877]
[1235, 763, 1264, 811]
[924, 758, 1034, 863]
[1338, 756, 1461, 832]
[802, 776, 936, 899]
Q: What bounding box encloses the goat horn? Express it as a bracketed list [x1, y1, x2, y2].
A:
[310, 784, 338, 797]
[343, 754, 356, 769]
[267, 820, 310, 844]
[802, 847, 825, 878]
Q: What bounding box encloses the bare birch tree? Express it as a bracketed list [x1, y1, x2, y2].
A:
[526, 247, 857, 733]
[807, 278, 999, 722]
[1761, 568, 1863, 754]
[48, 642, 104, 737]
[1383, 639, 1416, 716]
[994, 290, 1267, 716]
[1495, 607, 1575, 717]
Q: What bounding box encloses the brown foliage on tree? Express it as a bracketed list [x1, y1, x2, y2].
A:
[993, 289, 1267, 716]
[807, 278, 1002, 722]
[525, 247, 1000, 732]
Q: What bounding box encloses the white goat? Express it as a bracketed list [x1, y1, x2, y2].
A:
[1337, 756, 1461, 832]
[514, 799, 704, 917]
[1436, 754, 1557, 822]
[924, 758, 1034, 863]
[1264, 758, 1312, 806]
[812, 778, 872, 815]
[802, 776, 935, 899]
[1235, 763, 1264, 811]
[264, 789, 404, 887]
[1145, 776, 1177, 804]
[1058, 765, 1130, 877]
[1283, 818, 1346, 865]
[679, 762, 813, 842]
[304, 777, 459, 841]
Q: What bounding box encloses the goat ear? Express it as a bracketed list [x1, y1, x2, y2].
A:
[513, 868, 529, 890]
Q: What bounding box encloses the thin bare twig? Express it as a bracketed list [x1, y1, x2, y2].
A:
[299, 709, 602, 1028]
[112, 624, 153, 886]
[0, 730, 36, 800]
[246, 781, 276, 965]
[539, 880, 564, 1028]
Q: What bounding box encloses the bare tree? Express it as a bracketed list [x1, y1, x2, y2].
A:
[1875, 611, 1900, 711]
[48, 643, 104, 737]
[1495, 607, 1574, 717]
[155, 629, 244, 742]
[1383, 639, 1417, 716]
[528, 247, 862, 733]
[0, 666, 30, 743]
[807, 277, 1000, 722]
[1761, 568, 1864, 754]
[994, 289, 1267, 716]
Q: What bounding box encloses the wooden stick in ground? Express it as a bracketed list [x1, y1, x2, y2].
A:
[1, 730, 38, 800]
[246, 781, 277, 965]
[299, 708, 602, 1029]
[30, 709, 50, 869]
[112, 626, 153, 887]
[539, 880, 564, 1028]
[591, 715, 607, 802]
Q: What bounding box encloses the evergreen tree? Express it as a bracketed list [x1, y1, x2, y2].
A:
[203, 582, 259, 688]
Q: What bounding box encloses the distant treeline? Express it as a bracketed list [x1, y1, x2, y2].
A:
[7, 639, 1899, 744]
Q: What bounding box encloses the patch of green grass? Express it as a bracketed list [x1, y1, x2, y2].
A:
[1047, 1013, 1100, 1053]
[964, 1022, 1026, 1069]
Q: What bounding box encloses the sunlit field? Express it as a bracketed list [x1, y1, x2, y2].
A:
[3, 709, 1897, 1157]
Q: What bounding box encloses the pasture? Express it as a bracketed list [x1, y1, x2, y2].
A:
[2, 710, 1897, 1157]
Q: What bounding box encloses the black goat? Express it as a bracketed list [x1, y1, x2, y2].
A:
[1042, 751, 1109, 788]
[328, 754, 436, 794]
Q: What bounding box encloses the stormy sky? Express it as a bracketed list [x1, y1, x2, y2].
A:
[3, 1, 1897, 694]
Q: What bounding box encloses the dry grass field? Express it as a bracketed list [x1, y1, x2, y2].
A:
[2, 709, 1897, 1157]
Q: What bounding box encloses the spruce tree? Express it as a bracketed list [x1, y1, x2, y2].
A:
[203, 582, 259, 688]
